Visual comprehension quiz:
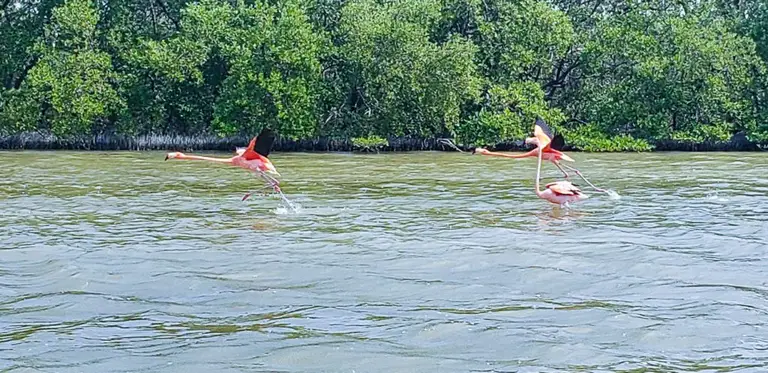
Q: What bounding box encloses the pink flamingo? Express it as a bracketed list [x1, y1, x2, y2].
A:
[165, 128, 282, 201]
[474, 118, 606, 193]
[533, 143, 588, 206]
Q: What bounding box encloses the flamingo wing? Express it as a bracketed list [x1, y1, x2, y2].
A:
[534, 118, 553, 150]
[550, 134, 565, 151]
[545, 181, 581, 196]
[242, 128, 276, 161]
[254, 127, 276, 158]
[548, 148, 575, 162]
[538, 123, 575, 161]
[242, 137, 259, 161]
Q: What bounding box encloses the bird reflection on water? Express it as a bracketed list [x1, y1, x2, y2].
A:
[536, 204, 588, 222]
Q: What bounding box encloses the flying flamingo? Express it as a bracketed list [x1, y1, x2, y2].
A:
[473, 118, 606, 193]
[164, 127, 284, 201]
[533, 142, 588, 206]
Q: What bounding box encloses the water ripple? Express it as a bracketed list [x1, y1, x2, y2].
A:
[1, 151, 768, 372]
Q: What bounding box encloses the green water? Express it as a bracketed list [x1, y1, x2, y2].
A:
[1, 151, 767, 372]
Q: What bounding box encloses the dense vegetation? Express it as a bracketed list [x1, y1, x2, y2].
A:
[2, 0, 768, 151]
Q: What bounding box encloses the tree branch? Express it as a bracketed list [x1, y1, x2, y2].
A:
[10, 56, 39, 90]
[154, 0, 180, 31]
[543, 46, 581, 99]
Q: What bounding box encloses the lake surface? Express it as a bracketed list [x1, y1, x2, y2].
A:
[1, 150, 767, 372]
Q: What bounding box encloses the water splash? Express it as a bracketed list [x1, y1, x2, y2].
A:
[275, 205, 300, 215]
[242, 187, 300, 214]
[605, 189, 621, 200]
[274, 200, 302, 215]
[274, 191, 301, 214]
[705, 191, 728, 202]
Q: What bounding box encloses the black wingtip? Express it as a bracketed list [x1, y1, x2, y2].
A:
[164, 154, 169, 161]
[551, 134, 566, 151]
[258, 127, 273, 137]
[254, 127, 277, 158]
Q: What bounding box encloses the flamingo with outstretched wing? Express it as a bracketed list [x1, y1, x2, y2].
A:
[474, 118, 606, 193]
[165, 127, 283, 201]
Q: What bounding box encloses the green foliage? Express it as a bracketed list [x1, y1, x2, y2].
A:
[351, 135, 388, 152]
[128, 0, 326, 139]
[750, 126, 768, 144]
[562, 7, 763, 144]
[560, 123, 654, 152]
[328, 0, 480, 138]
[0, 89, 40, 135]
[477, 0, 574, 85]
[669, 123, 733, 143]
[433, 0, 573, 85]
[2, 0, 768, 150]
[2, 0, 123, 137]
[455, 82, 565, 145]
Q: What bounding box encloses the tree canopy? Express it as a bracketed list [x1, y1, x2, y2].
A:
[1, 0, 767, 150]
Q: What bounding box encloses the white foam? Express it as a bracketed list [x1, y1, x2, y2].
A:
[705, 191, 728, 202]
[273, 198, 302, 214]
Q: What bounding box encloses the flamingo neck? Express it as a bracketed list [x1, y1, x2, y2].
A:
[535, 147, 544, 197]
[177, 154, 234, 164]
[519, 149, 540, 158]
[483, 150, 535, 158]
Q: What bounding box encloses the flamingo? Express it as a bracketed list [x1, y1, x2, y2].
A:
[165, 127, 283, 201]
[474, 118, 606, 193]
[533, 142, 588, 206]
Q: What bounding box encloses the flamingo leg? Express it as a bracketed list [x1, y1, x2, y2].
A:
[241, 184, 275, 201]
[260, 172, 282, 193]
[553, 161, 570, 179]
[561, 164, 607, 193]
[242, 171, 282, 201]
[245, 171, 297, 211]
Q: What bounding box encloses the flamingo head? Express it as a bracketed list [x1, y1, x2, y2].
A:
[165, 152, 184, 160]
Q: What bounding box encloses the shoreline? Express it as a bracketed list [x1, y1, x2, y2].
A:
[0, 133, 764, 152]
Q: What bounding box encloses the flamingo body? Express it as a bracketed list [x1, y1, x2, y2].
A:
[534, 144, 588, 206]
[231, 155, 277, 175]
[164, 151, 279, 176]
[164, 128, 283, 200]
[233, 136, 279, 175]
[472, 118, 611, 193]
[165, 129, 279, 176]
[473, 119, 574, 167]
[537, 181, 588, 205]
